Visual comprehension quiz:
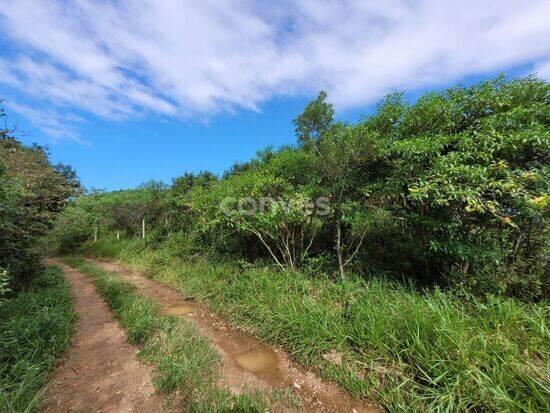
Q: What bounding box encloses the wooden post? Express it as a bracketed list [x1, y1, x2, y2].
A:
[142, 218, 145, 239]
[94, 226, 98, 242]
[116, 230, 120, 240]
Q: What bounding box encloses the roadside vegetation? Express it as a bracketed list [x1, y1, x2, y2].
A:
[0, 104, 80, 412]
[63, 257, 270, 412]
[0, 102, 81, 289]
[49, 76, 550, 411]
[0, 266, 75, 412]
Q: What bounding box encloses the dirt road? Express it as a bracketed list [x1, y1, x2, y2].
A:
[90, 259, 380, 413]
[41, 260, 173, 413]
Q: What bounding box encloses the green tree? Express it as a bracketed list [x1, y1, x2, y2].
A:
[293, 90, 334, 150]
[377, 76, 550, 297]
[0, 108, 81, 285]
[315, 122, 386, 277]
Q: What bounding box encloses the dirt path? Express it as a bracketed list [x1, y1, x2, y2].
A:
[90, 258, 380, 413]
[41, 260, 174, 413]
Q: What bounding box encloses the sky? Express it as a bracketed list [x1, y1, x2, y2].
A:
[0, 0, 549, 190]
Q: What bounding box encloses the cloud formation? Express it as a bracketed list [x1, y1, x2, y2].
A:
[0, 0, 549, 138]
[6, 101, 87, 144]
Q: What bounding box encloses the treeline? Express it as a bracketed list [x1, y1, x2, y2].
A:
[0, 104, 80, 290]
[50, 76, 549, 300]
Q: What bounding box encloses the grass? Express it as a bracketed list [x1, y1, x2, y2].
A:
[80, 237, 133, 258]
[0, 266, 76, 413]
[63, 256, 269, 412]
[84, 238, 549, 412]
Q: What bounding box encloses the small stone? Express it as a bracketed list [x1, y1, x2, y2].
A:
[322, 349, 343, 366]
[293, 381, 301, 389]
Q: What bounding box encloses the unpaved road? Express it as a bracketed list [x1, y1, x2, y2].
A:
[41, 260, 173, 413]
[90, 259, 380, 413]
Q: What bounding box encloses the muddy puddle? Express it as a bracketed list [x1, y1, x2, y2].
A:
[234, 344, 280, 381]
[165, 304, 196, 316]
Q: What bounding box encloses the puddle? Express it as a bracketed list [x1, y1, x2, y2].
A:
[165, 305, 195, 316]
[235, 345, 279, 374]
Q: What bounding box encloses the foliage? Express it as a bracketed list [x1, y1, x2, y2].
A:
[293, 90, 335, 148]
[374, 75, 550, 295]
[44, 206, 95, 255]
[314, 122, 385, 277]
[189, 153, 324, 269]
[0, 266, 75, 412]
[0, 113, 80, 287]
[50, 75, 549, 299]
[47, 75, 550, 411]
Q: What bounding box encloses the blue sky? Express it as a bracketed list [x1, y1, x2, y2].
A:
[1, 1, 549, 190]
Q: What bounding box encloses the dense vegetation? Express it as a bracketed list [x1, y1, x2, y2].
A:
[53, 76, 549, 299]
[50, 76, 549, 411]
[0, 105, 79, 411]
[0, 105, 80, 290]
[0, 266, 75, 412]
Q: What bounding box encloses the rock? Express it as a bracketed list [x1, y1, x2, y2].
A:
[322, 349, 343, 366]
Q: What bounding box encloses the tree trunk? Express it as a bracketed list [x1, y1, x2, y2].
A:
[142, 218, 145, 239]
[336, 221, 345, 279]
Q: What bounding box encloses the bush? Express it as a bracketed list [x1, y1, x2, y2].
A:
[1, 128, 80, 287]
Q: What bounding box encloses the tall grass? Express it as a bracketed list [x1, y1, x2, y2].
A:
[0, 266, 75, 413]
[63, 257, 268, 412]
[84, 239, 550, 412]
[80, 237, 133, 258]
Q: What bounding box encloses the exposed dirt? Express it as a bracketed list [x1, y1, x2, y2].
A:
[90, 258, 381, 413]
[41, 260, 174, 413]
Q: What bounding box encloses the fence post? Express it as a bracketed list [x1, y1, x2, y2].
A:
[142, 218, 146, 239]
[116, 230, 120, 240]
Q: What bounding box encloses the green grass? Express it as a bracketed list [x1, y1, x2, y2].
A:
[83, 239, 550, 412]
[80, 237, 133, 258]
[0, 266, 76, 413]
[63, 257, 269, 412]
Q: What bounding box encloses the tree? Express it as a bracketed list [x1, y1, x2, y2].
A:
[0, 106, 81, 286]
[378, 76, 550, 296]
[315, 123, 386, 277]
[189, 149, 324, 269]
[47, 75, 550, 300]
[293, 91, 334, 150]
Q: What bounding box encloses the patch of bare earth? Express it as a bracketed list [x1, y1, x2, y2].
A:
[41, 260, 174, 413]
[90, 259, 381, 413]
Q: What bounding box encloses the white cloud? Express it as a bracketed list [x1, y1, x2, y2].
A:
[0, 0, 549, 139]
[535, 60, 550, 80]
[5, 101, 88, 144]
